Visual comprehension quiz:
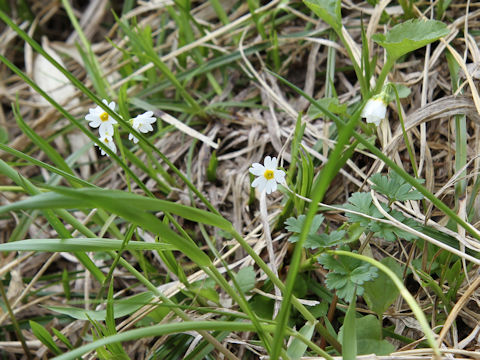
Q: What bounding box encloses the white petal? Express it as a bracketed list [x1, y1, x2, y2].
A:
[249, 163, 265, 176]
[269, 157, 278, 169]
[263, 156, 272, 169]
[88, 120, 100, 128]
[265, 179, 277, 194]
[99, 123, 114, 138]
[252, 177, 267, 193]
[274, 169, 286, 184]
[108, 101, 116, 110]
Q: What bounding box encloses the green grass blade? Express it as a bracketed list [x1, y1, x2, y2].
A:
[342, 291, 357, 360]
[0, 238, 176, 252]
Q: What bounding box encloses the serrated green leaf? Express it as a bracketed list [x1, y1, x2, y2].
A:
[369, 209, 420, 241]
[371, 172, 424, 202]
[343, 192, 383, 225]
[235, 266, 256, 293]
[303, 0, 342, 31]
[372, 19, 449, 61]
[318, 248, 378, 301]
[364, 257, 403, 316]
[305, 229, 347, 249]
[285, 214, 324, 243]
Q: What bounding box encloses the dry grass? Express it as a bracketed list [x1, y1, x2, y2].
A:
[1, 0, 480, 359]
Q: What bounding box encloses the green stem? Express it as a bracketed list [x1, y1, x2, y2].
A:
[374, 57, 395, 94]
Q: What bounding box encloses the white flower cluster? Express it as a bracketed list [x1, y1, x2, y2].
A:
[85, 99, 156, 156]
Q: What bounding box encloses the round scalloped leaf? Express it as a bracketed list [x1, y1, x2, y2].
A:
[372, 19, 449, 60]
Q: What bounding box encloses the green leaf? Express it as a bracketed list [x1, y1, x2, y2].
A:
[385, 83, 411, 102]
[318, 247, 378, 301]
[188, 279, 220, 305]
[303, 0, 342, 31]
[46, 292, 154, 321]
[339, 315, 395, 355]
[343, 192, 383, 225]
[371, 172, 424, 202]
[369, 209, 420, 241]
[372, 19, 449, 61]
[235, 266, 256, 293]
[286, 321, 316, 360]
[30, 320, 62, 356]
[307, 97, 347, 119]
[305, 229, 347, 249]
[363, 257, 403, 317]
[285, 214, 324, 243]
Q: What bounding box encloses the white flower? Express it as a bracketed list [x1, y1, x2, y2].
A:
[249, 156, 286, 194]
[96, 131, 116, 156]
[128, 111, 157, 143]
[85, 99, 117, 137]
[361, 97, 387, 126]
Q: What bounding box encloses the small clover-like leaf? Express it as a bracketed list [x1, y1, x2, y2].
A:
[372, 19, 449, 61]
[318, 248, 378, 301]
[285, 214, 324, 243]
[371, 172, 424, 202]
[303, 0, 342, 31]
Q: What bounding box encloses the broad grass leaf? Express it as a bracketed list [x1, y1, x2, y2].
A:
[363, 257, 403, 316]
[46, 292, 154, 321]
[10, 187, 232, 230]
[339, 315, 394, 355]
[372, 19, 449, 60]
[0, 190, 213, 266]
[235, 266, 256, 293]
[286, 321, 316, 360]
[303, 0, 342, 31]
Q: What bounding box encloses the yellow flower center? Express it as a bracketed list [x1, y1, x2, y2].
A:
[104, 138, 109, 143]
[264, 169, 274, 180]
[100, 112, 109, 122]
